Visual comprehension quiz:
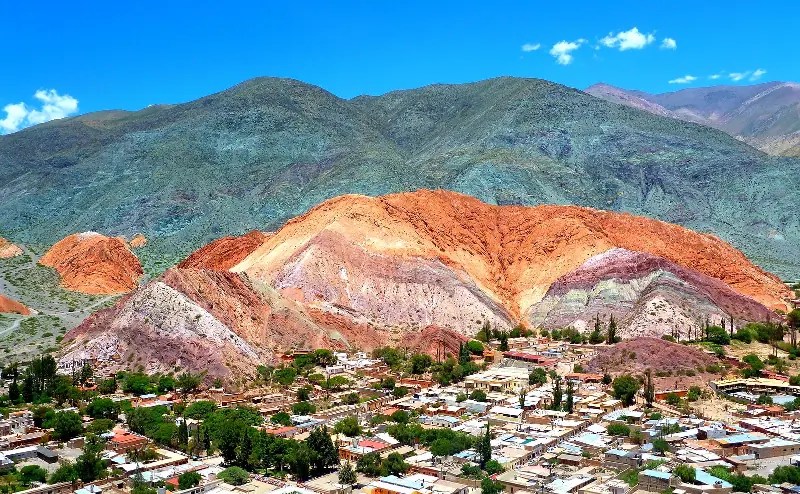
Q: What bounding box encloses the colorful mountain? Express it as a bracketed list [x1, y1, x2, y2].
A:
[59, 191, 790, 382]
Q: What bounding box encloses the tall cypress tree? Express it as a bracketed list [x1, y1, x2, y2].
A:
[478, 423, 492, 468]
[551, 377, 563, 410]
[606, 314, 617, 344]
[564, 379, 574, 413]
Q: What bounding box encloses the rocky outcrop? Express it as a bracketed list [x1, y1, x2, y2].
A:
[61, 190, 789, 381]
[587, 337, 723, 389]
[235, 190, 789, 314]
[179, 231, 270, 271]
[61, 266, 386, 378]
[39, 232, 143, 294]
[129, 234, 147, 248]
[0, 237, 22, 258]
[402, 326, 470, 359]
[0, 293, 30, 315]
[529, 248, 774, 338]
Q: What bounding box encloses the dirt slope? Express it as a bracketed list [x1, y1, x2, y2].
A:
[39, 232, 143, 294]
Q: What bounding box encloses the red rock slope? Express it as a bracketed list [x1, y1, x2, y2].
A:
[234, 190, 789, 315]
[0, 294, 30, 315]
[40, 232, 143, 294]
[60, 190, 790, 381]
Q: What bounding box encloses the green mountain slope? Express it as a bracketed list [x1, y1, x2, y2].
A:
[1, 77, 799, 278]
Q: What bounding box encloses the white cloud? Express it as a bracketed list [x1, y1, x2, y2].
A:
[750, 68, 767, 81]
[709, 73, 723, 80]
[726, 69, 767, 82]
[668, 74, 697, 84]
[549, 39, 585, 65]
[521, 43, 541, 52]
[599, 27, 655, 51]
[0, 89, 78, 134]
[660, 37, 677, 50]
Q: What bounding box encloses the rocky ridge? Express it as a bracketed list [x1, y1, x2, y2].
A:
[39, 232, 143, 294]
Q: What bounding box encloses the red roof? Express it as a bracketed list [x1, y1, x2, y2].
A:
[357, 439, 390, 450]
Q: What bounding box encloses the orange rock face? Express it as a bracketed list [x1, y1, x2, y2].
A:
[0, 293, 30, 315]
[179, 230, 270, 271]
[61, 190, 791, 381]
[129, 234, 147, 248]
[0, 237, 22, 258]
[235, 190, 790, 315]
[40, 232, 143, 294]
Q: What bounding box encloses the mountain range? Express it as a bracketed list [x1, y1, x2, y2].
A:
[586, 81, 800, 156]
[1, 77, 799, 279]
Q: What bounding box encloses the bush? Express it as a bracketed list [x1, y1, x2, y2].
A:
[706, 326, 730, 345]
[675, 464, 696, 483]
[607, 423, 631, 436]
[178, 472, 201, 489]
[392, 386, 408, 398]
[469, 389, 487, 402]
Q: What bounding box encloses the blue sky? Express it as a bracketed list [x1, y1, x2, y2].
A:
[1, 0, 798, 132]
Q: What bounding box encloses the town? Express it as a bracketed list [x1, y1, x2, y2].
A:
[2, 315, 800, 494]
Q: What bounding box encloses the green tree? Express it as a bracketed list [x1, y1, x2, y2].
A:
[551, 376, 563, 410]
[484, 459, 504, 475]
[498, 332, 509, 351]
[297, 385, 312, 401]
[19, 465, 47, 485]
[466, 340, 485, 355]
[123, 372, 151, 395]
[611, 375, 640, 405]
[49, 411, 83, 441]
[644, 369, 655, 407]
[706, 326, 730, 345]
[410, 354, 433, 375]
[75, 434, 108, 482]
[756, 394, 773, 405]
[529, 368, 547, 385]
[178, 472, 202, 490]
[652, 438, 669, 454]
[481, 477, 505, 494]
[356, 452, 382, 477]
[606, 314, 619, 344]
[392, 386, 408, 398]
[334, 416, 362, 437]
[477, 423, 492, 468]
[271, 412, 292, 426]
[219, 466, 249, 485]
[96, 377, 117, 394]
[607, 423, 631, 436]
[176, 372, 203, 395]
[8, 376, 20, 403]
[49, 462, 79, 484]
[564, 379, 574, 413]
[470, 389, 487, 402]
[292, 401, 316, 415]
[87, 398, 120, 420]
[185, 400, 218, 419]
[307, 426, 339, 475]
[338, 461, 357, 486]
[382, 452, 410, 476]
[86, 418, 115, 434]
[742, 354, 764, 378]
